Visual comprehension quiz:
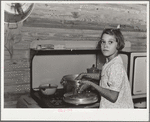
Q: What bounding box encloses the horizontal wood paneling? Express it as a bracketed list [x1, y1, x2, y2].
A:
[21, 26, 146, 47]
[24, 3, 146, 32]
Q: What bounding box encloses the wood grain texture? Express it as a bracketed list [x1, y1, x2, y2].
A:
[4, 3, 147, 108]
[24, 3, 146, 32]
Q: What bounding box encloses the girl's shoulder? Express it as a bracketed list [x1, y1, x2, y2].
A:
[109, 55, 124, 67]
[103, 62, 124, 75]
[102, 55, 124, 72]
[110, 62, 123, 69]
[106, 63, 125, 77]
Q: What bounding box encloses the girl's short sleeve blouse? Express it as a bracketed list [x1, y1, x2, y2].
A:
[107, 63, 124, 92]
[100, 55, 134, 108]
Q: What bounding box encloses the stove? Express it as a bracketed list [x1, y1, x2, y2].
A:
[30, 41, 101, 108]
[31, 89, 99, 108]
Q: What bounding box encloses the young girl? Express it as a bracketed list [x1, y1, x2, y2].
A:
[77, 28, 134, 108]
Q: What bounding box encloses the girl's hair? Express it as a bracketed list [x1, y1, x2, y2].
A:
[97, 28, 125, 50]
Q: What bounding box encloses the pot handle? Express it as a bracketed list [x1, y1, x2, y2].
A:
[48, 84, 58, 88]
[34, 87, 46, 91]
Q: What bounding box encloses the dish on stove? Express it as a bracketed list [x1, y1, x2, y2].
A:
[34, 83, 58, 95]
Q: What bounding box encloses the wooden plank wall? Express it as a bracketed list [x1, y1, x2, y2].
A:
[4, 3, 147, 108]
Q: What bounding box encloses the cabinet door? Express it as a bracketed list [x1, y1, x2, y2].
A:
[133, 57, 147, 95]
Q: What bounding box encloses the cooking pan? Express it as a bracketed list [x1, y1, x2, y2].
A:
[60, 74, 83, 93]
[63, 91, 98, 105]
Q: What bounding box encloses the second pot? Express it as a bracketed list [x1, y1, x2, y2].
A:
[60, 74, 81, 93]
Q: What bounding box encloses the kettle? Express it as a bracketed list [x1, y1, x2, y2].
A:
[87, 64, 100, 73]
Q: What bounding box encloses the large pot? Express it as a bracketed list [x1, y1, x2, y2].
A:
[61, 74, 99, 105]
[60, 74, 81, 93]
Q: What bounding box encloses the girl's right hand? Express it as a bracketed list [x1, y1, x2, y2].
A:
[75, 73, 87, 80]
[77, 80, 92, 93]
[78, 83, 90, 93]
[80, 80, 92, 85]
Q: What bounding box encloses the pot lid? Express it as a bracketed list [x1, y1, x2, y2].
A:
[63, 91, 98, 105]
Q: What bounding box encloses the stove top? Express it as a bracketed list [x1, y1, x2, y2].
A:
[31, 89, 99, 108]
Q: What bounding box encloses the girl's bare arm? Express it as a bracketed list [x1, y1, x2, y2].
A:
[82, 80, 119, 103]
[76, 73, 100, 81]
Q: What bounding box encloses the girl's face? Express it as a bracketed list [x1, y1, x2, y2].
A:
[101, 34, 118, 61]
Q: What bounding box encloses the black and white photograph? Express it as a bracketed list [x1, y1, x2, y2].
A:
[1, 1, 149, 121]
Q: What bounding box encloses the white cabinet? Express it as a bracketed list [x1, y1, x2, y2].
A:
[133, 57, 147, 95]
[120, 48, 147, 99]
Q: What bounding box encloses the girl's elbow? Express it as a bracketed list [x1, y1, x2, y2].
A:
[111, 98, 117, 103]
[110, 94, 119, 103]
[106, 96, 117, 103]
[111, 91, 119, 103]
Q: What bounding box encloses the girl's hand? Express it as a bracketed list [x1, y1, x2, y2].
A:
[81, 80, 91, 85]
[78, 83, 90, 93]
[78, 80, 92, 93]
[75, 73, 87, 80]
